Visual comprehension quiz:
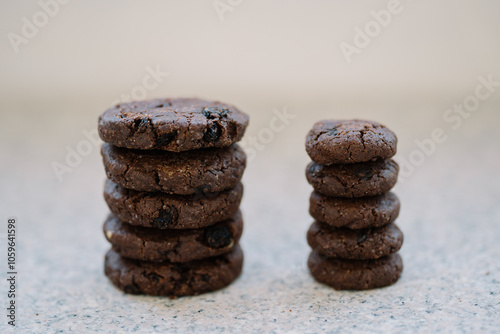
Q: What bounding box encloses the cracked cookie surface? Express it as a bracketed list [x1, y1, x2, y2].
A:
[101, 143, 246, 194]
[104, 179, 243, 229]
[307, 221, 403, 260]
[104, 244, 243, 296]
[309, 191, 400, 229]
[103, 211, 243, 262]
[306, 159, 399, 198]
[306, 119, 397, 165]
[98, 98, 249, 151]
[308, 251, 403, 290]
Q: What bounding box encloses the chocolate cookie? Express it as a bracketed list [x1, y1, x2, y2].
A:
[309, 191, 400, 229]
[305, 159, 399, 198]
[98, 98, 249, 151]
[101, 143, 246, 194]
[307, 222, 403, 260]
[306, 120, 397, 165]
[105, 245, 243, 296]
[308, 251, 403, 290]
[104, 179, 243, 229]
[103, 211, 243, 263]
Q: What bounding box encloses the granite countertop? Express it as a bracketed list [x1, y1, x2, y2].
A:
[0, 99, 499, 333]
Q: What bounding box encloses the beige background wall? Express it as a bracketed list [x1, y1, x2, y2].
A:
[1, 0, 499, 103]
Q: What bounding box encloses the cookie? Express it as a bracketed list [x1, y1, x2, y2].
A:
[308, 251, 403, 290]
[306, 120, 397, 165]
[104, 179, 243, 229]
[309, 191, 400, 229]
[307, 221, 403, 260]
[103, 211, 243, 263]
[305, 159, 399, 198]
[101, 143, 246, 194]
[104, 245, 243, 296]
[98, 98, 249, 151]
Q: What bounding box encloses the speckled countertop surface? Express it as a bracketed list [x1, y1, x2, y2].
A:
[0, 98, 499, 333]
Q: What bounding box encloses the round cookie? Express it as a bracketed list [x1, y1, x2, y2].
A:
[306, 159, 399, 198]
[306, 119, 397, 165]
[308, 252, 403, 290]
[104, 179, 243, 229]
[101, 143, 246, 194]
[105, 245, 243, 296]
[307, 221, 403, 260]
[98, 98, 249, 151]
[103, 211, 243, 263]
[309, 191, 400, 229]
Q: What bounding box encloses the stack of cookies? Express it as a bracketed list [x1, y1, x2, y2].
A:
[97, 98, 249, 296]
[305, 120, 404, 290]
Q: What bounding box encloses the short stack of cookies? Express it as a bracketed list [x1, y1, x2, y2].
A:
[305, 120, 404, 290]
[97, 98, 249, 296]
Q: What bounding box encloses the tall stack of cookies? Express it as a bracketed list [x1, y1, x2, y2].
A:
[305, 120, 404, 290]
[97, 98, 249, 296]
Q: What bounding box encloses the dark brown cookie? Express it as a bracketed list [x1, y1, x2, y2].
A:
[307, 221, 403, 260]
[101, 143, 246, 194]
[309, 191, 400, 229]
[103, 179, 243, 229]
[308, 251, 403, 290]
[103, 211, 243, 263]
[306, 159, 399, 198]
[105, 245, 243, 296]
[98, 98, 249, 151]
[306, 120, 397, 165]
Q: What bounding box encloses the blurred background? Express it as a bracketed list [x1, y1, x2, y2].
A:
[2, 1, 500, 100]
[1, 0, 499, 332]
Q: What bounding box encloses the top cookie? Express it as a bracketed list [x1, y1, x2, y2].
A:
[306, 120, 397, 164]
[98, 98, 249, 151]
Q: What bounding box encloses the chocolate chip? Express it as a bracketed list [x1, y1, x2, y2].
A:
[143, 272, 163, 283]
[156, 131, 177, 147]
[134, 118, 149, 133]
[328, 127, 339, 136]
[355, 168, 373, 181]
[203, 123, 221, 143]
[357, 233, 367, 244]
[153, 206, 179, 228]
[154, 101, 172, 108]
[202, 107, 228, 119]
[205, 226, 232, 248]
[201, 274, 210, 282]
[202, 108, 216, 119]
[308, 163, 321, 175]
